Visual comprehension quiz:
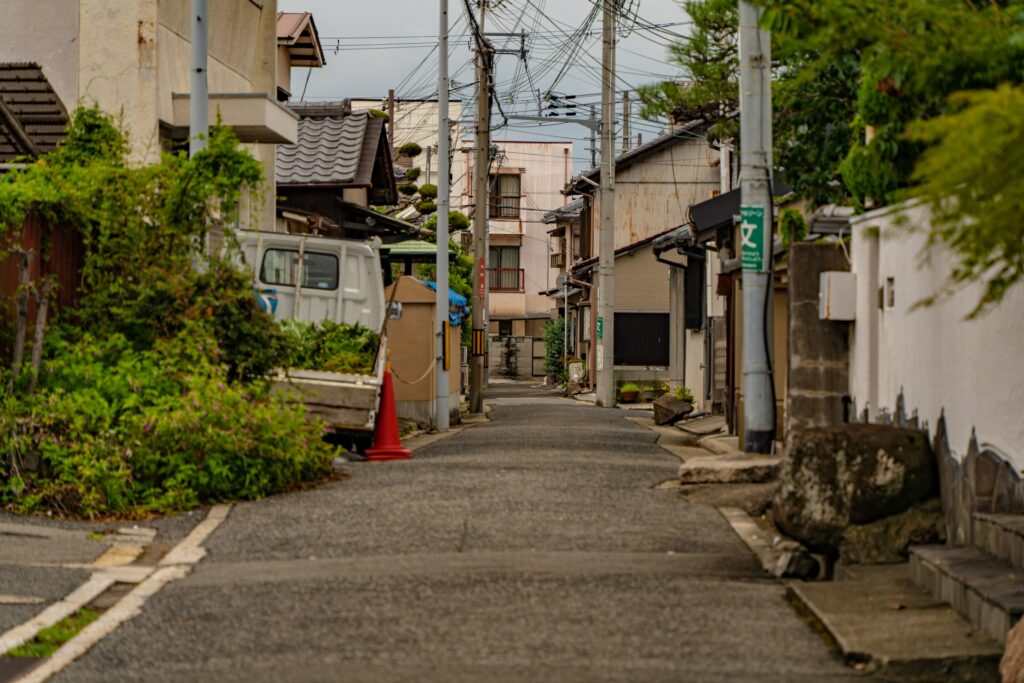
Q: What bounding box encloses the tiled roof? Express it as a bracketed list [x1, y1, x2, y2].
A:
[276, 109, 384, 186]
[276, 12, 326, 68]
[0, 63, 68, 162]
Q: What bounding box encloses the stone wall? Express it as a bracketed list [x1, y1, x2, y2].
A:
[786, 243, 851, 437]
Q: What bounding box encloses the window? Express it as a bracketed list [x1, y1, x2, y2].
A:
[498, 320, 512, 336]
[614, 312, 670, 366]
[489, 174, 521, 218]
[260, 249, 339, 290]
[488, 246, 523, 291]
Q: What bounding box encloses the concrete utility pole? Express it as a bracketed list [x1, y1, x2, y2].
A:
[189, 0, 208, 157]
[595, 0, 617, 407]
[738, 0, 775, 452]
[435, 0, 451, 431]
[469, 0, 491, 414]
[621, 91, 630, 152]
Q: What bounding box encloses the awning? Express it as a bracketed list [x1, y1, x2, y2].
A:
[169, 93, 299, 144]
[691, 181, 792, 244]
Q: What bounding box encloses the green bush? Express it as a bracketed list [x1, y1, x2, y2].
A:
[619, 383, 641, 394]
[0, 107, 339, 519]
[279, 320, 379, 375]
[542, 317, 566, 382]
[398, 183, 418, 196]
[1, 331, 335, 517]
[673, 385, 694, 402]
[418, 183, 438, 199]
[404, 167, 421, 181]
[397, 142, 422, 158]
[415, 200, 437, 214]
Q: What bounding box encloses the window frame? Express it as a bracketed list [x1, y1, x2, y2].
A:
[259, 248, 340, 292]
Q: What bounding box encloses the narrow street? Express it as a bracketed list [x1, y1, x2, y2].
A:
[49, 383, 862, 683]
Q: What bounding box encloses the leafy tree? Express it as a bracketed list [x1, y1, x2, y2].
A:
[542, 317, 566, 383]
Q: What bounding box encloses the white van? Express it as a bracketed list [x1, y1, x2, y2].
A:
[237, 231, 388, 453]
[238, 231, 385, 330]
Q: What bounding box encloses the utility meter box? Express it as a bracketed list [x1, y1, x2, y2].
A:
[819, 271, 856, 321]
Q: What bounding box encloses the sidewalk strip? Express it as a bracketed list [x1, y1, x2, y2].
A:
[8, 504, 232, 683]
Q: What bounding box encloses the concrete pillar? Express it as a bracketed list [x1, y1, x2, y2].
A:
[669, 267, 685, 389]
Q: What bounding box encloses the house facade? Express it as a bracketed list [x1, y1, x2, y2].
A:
[456, 140, 572, 377]
[558, 124, 722, 407]
[0, 0, 309, 231]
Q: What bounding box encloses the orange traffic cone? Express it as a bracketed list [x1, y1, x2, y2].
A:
[366, 358, 412, 461]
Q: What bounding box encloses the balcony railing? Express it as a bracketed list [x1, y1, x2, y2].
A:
[489, 194, 521, 219]
[488, 268, 524, 292]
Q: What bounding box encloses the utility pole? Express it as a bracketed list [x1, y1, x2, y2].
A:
[469, 0, 490, 414]
[435, 0, 451, 431]
[621, 90, 630, 152]
[595, 0, 616, 408]
[738, 0, 775, 453]
[387, 89, 396, 151]
[189, 0, 208, 157]
[588, 105, 597, 167]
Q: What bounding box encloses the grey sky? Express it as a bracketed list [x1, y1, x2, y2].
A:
[278, 1, 690, 170]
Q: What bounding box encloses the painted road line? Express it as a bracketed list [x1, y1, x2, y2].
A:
[0, 596, 44, 606]
[159, 504, 231, 566]
[14, 565, 190, 683]
[6, 505, 230, 679]
[0, 576, 114, 655]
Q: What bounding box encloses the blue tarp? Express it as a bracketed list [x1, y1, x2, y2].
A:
[424, 280, 470, 326]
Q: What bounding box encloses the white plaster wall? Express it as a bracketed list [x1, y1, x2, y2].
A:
[850, 202, 1024, 468]
[0, 0, 80, 108]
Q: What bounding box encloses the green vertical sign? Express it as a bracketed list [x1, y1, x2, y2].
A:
[740, 205, 767, 272]
[596, 316, 604, 340]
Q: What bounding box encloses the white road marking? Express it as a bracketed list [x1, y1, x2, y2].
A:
[0, 577, 114, 654]
[6, 504, 232, 683]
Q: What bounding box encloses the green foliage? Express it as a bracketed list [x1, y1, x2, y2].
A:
[0, 106, 338, 518]
[398, 182, 418, 196]
[416, 239, 474, 345]
[404, 167, 421, 181]
[908, 84, 1024, 316]
[397, 142, 422, 158]
[415, 200, 437, 214]
[423, 210, 470, 232]
[279, 320, 379, 375]
[619, 383, 641, 394]
[418, 183, 438, 199]
[8, 609, 100, 658]
[673, 385, 694, 402]
[779, 207, 808, 247]
[542, 317, 566, 382]
[368, 108, 389, 122]
[636, 0, 738, 141]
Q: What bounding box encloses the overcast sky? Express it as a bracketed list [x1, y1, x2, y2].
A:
[278, 1, 691, 170]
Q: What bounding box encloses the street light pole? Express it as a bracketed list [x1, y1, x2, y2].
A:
[739, 0, 775, 453]
[595, 0, 616, 408]
[189, 0, 208, 157]
[435, 0, 451, 431]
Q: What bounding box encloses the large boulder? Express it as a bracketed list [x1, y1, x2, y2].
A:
[772, 423, 937, 555]
[839, 498, 946, 565]
[653, 395, 694, 425]
[1002, 617, 1024, 683]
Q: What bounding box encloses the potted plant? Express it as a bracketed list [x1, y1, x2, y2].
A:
[642, 384, 659, 402]
[619, 382, 641, 403]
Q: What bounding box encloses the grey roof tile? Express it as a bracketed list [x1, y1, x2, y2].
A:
[276, 110, 370, 185]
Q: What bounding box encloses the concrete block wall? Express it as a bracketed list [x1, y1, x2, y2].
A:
[786, 242, 851, 437]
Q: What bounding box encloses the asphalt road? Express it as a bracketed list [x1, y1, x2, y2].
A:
[54, 382, 864, 682]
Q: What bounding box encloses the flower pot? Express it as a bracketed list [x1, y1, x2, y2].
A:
[619, 390, 639, 403]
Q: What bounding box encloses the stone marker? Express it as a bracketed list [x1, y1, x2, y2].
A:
[653, 395, 694, 426]
[839, 498, 945, 565]
[772, 423, 936, 555]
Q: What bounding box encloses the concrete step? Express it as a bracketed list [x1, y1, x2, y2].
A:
[789, 564, 1001, 681]
[910, 544, 1024, 645]
[677, 454, 780, 484]
[973, 513, 1024, 571]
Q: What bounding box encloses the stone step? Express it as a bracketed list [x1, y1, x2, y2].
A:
[910, 544, 1024, 645]
[789, 564, 1001, 681]
[973, 513, 1024, 571]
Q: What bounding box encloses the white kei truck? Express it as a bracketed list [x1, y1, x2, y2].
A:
[238, 231, 387, 454]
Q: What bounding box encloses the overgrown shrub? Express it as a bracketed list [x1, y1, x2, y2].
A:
[279, 320, 379, 375]
[543, 317, 566, 383]
[0, 107, 339, 518]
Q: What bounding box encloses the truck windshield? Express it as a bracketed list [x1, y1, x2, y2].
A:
[260, 249, 339, 290]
